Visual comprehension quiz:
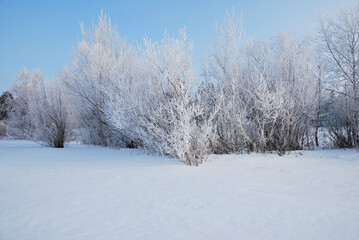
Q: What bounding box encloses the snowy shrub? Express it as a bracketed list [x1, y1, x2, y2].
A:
[106, 29, 212, 166]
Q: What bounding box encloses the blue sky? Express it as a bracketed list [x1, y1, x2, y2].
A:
[0, 0, 356, 93]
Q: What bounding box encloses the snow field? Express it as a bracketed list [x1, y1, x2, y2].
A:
[0, 140, 358, 240]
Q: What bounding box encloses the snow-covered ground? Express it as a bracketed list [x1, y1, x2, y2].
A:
[0, 140, 358, 240]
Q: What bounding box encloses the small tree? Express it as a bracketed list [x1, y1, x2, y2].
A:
[29, 79, 73, 148]
[7, 69, 72, 147]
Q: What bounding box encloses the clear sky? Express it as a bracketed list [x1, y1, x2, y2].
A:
[0, 0, 356, 93]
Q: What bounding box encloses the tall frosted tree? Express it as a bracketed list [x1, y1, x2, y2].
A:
[318, 4, 359, 148]
[201, 12, 247, 153]
[62, 11, 136, 147]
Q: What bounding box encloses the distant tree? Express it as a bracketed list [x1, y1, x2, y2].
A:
[0, 121, 5, 137]
[0, 91, 13, 137]
[0, 91, 13, 121]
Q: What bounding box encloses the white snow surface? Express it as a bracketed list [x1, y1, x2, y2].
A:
[0, 140, 358, 240]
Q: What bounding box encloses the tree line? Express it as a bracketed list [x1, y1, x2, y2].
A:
[0, 6, 358, 165]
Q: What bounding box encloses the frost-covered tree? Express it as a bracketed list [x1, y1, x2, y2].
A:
[62, 11, 136, 147]
[141, 29, 212, 165]
[29, 79, 73, 148]
[261, 33, 317, 153]
[201, 12, 247, 153]
[318, 4, 359, 148]
[7, 69, 72, 147]
[202, 12, 318, 154]
[7, 68, 41, 139]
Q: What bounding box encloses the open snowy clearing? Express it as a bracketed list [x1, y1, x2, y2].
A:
[0, 140, 358, 240]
